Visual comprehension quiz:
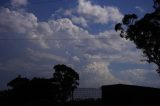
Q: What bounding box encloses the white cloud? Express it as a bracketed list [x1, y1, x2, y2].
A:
[54, 0, 123, 26]
[11, 0, 28, 7]
[71, 16, 88, 27]
[119, 69, 160, 88]
[0, 8, 37, 34]
[77, 0, 123, 24]
[0, 5, 158, 88]
[0, 7, 50, 48]
[0, 7, 122, 87]
[135, 6, 144, 12]
[84, 62, 121, 87]
[81, 30, 145, 64]
[73, 56, 80, 62]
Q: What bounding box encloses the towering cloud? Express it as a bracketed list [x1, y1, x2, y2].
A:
[0, 0, 159, 89]
[77, 0, 123, 24]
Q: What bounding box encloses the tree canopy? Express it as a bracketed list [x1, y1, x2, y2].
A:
[52, 64, 79, 101]
[115, 0, 160, 74]
[7, 64, 79, 103]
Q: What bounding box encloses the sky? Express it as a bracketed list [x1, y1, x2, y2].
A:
[0, 0, 159, 90]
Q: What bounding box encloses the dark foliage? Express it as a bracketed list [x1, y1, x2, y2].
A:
[0, 64, 79, 105]
[52, 64, 79, 102]
[115, 0, 160, 74]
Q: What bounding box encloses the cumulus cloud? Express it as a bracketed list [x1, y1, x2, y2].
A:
[0, 7, 37, 34]
[0, 1, 158, 88]
[80, 30, 145, 64]
[119, 69, 160, 88]
[73, 56, 80, 62]
[11, 0, 28, 7]
[0, 6, 123, 87]
[84, 62, 121, 87]
[0, 7, 50, 48]
[71, 16, 88, 27]
[54, 0, 123, 26]
[27, 48, 67, 63]
[77, 0, 123, 24]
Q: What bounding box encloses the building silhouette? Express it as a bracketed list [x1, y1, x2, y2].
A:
[101, 84, 160, 104]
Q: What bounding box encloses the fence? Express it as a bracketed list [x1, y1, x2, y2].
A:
[72, 88, 101, 100]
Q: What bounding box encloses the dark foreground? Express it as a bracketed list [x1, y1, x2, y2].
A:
[0, 99, 160, 106]
[1, 84, 160, 106]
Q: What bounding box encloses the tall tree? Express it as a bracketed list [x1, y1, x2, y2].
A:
[115, 0, 160, 74]
[53, 64, 79, 101]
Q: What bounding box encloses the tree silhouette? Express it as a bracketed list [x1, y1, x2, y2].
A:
[52, 64, 79, 102]
[153, 0, 160, 9]
[5, 64, 79, 104]
[7, 75, 30, 101]
[7, 75, 29, 89]
[115, 0, 160, 74]
[28, 77, 58, 101]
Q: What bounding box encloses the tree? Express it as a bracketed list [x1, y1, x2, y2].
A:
[115, 0, 160, 74]
[7, 76, 59, 102]
[29, 78, 58, 101]
[6, 65, 79, 103]
[7, 75, 29, 89]
[7, 75, 30, 101]
[52, 64, 79, 102]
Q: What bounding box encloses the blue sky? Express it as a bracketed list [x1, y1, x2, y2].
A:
[0, 0, 159, 90]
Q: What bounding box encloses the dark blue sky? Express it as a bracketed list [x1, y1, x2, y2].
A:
[0, 0, 159, 90]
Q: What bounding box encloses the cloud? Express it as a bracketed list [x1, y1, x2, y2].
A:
[64, 9, 73, 16]
[54, 0, 123, 27]
[0, 2, 158, 88]
[27, 48, 67, 63]
[71, 16, 88, 27]
[135, 6, 144, 12]
[11, 0, 28, 7]
[73, 56, 80, 62]
[0, 7, 37, 34]
[80, 30, 145, 64]
[77, 0, 123, 24]
[119, 69, 160, 88]
[0, 7, 49, 48]
[84, 62, 121, 87]
[0, 7, 122, 87]
[0, 58, 53, 78]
